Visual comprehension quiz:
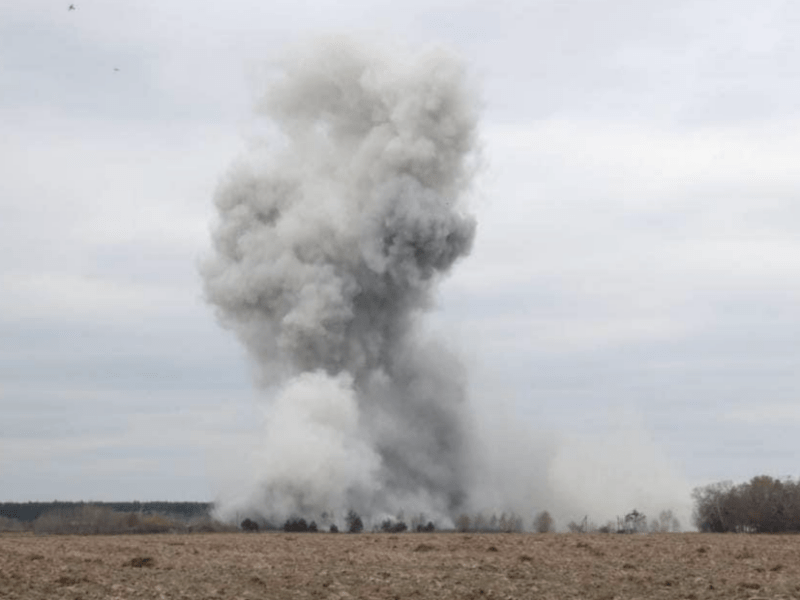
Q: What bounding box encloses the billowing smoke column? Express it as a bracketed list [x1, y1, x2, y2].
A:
[202, 36, 480, 525]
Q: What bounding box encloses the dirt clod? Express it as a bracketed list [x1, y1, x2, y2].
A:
[125, 556, 154, 568]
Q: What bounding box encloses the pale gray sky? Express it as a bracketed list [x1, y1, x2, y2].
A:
[2, 0, 799, 523]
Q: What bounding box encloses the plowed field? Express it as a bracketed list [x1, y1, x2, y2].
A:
[2, 532, 799, 599]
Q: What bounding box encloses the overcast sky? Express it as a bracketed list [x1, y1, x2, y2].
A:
[2, 0, 799, 522]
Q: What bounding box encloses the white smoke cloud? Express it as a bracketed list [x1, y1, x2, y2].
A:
[238, 372, 382, 520]
[204, 34, 691, 531]
[203, 35, 479, 525]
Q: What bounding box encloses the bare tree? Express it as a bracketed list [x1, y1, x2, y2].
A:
[692, 481, 738, 532]
[533, 511, 554, 533]
[649, 509, 681, 533]
[622, 510, 647, 534]
[567, 516, 589, 533]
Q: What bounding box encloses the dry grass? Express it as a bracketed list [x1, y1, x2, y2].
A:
[0, 516, 26, 532]
[2, 531, 800, 599]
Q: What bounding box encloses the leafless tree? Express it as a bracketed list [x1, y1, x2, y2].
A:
[533, 510, 554, 533]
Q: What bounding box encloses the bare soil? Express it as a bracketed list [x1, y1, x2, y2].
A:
[2, 531, 799, 599]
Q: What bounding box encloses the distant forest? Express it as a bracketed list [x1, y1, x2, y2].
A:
[693, 475, 800, 533]
[0, 501, 211, 523]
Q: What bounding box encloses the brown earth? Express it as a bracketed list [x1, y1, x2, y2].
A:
[1, 531, 799, 599]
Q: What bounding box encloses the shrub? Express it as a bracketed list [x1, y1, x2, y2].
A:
[23, 503, 235, 535]
[621, 510, 647, 534]
[241, 518, 259, 532]
[283, 518, 309, 532]
[136, 513, 174, 534]
[567, 517, 590, 533]
[0, 516, 26, 532]
[533, 511, 554, 533]
[308, 520, 318, 532]
[380, 519, 408, 533]
[498, 512, 523, 533]
[416, 521, 435, 532]
[33, 505, 120, 535]
[329, 524, 339, 533]
[187, 515, 238, 533]
[31, 505, 183, 535]
[124, 512, 140, 529]
[346, 510, 363, 533]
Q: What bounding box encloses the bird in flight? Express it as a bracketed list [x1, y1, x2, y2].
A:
[68, 4, 75, 10]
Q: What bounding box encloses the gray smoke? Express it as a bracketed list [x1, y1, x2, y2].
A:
[202, 36, 480, 525]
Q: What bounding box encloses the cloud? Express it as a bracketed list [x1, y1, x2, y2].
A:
[725, 403, 800, 424]
[3, 0, 800, 510]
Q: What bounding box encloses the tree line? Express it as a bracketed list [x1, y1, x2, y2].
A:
[0, 501, 211, 523]
[11, 474, 800, 535]
[692, 475, 800, 533]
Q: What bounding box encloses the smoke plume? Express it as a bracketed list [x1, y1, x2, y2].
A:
[202, 36, 480, 525]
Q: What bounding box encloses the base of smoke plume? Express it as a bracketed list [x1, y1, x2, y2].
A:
[229, 507, 683, 534]
[208, 396, 692, 534]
